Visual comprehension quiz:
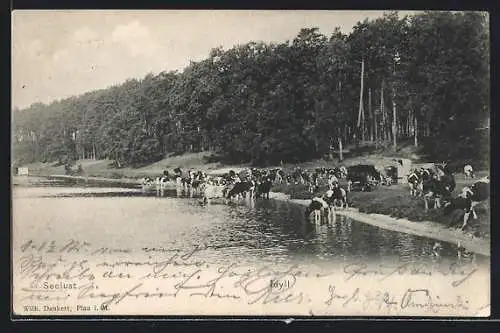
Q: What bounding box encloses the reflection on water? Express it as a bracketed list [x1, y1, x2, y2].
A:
[12, 178, 487, 267]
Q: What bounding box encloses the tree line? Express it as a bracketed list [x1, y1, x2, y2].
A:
[12, 11, 489, 169]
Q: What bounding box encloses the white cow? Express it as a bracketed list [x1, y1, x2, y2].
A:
[463, 165, 474, 179]
[200, 183, 226, 205]
[339, 166, 348, 179]
[327, 175, 339, 190]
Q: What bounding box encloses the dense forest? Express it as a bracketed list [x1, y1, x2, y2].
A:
[12, 11, 490, 169]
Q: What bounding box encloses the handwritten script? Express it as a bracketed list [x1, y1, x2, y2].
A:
[13, 239, 490, 316]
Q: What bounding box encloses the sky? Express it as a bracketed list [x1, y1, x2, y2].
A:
[12, 10, 419, 109]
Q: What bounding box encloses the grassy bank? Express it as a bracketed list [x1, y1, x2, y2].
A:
[273, 177, 490, 239]
[20, 152, 242, 179]
[17, 143, 424, 179]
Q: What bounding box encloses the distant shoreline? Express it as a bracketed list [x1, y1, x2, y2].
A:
[14, 174, 490, 257]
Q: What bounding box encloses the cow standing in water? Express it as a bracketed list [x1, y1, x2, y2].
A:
[199, 181, 225, 205]
[255, 177, 273, 199]
[173, 167, 183, 185]
[181, 172, 192, 189]
[305, 197, 329, 224]
[225, 180, 255, 200]
[325, 184, 348, 209]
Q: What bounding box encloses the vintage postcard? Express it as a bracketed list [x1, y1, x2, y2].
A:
[11, 10, 490, 317]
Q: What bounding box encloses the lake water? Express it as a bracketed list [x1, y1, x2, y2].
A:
[12, 177, 487, 267]
[11, 177, 491, 316]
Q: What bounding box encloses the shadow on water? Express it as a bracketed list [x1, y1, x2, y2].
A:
[14, 179, 488, 266]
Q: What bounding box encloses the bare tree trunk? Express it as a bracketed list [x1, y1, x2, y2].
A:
[400, 117, 409, 137]
[344, 124, 348, 146]
[381, 81, 387, 144]
[386, 110, 391, 143]
[408, 114, 411, 137]
[414, 111, 418, 147]
[407, 114, 410, 137]
[315, 106, 320, 154]
[361, 112, 365, 142]
[392, 86, 397, 151]
[338, 137, 343, 161]
[385, 116, 388, 143]
[357, 58, 365, 144]
[374, 99, 378, 148]
[368, 88, 374, 141]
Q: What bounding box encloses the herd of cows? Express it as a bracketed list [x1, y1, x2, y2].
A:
[141, 162, 489, 231]
[406, 163, 489, 229]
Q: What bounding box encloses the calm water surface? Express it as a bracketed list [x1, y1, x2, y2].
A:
[12, 177, 487, 267]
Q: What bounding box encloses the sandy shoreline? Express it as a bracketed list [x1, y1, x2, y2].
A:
[268, 192, 490, 257]
[18, 174, 490, 257]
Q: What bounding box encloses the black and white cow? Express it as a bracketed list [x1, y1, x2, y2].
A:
[444, 177, 489, 230]
[305, 197, 329, 224]
[422, 172, 455, 211]
[142, 177, 154, 184]
[324, 184, 348, 209]
[420, 168, 433, 183]
[225, 181, 255, 200]
[273, 169, 285, 184]
[291, 168, 304, 184]
[339, 166, 348, 179]
[159, 176, 169, 187]
[327, 174, 339, 190]
[255, 177, 273, 199]
[308, 171, 320, 193]
[407, 171, 423, 196]
[463, 164, 474, 179]
[181, 176, 192, 188]
[141, 177, 155, 190]
[191, 179, 204, 193]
